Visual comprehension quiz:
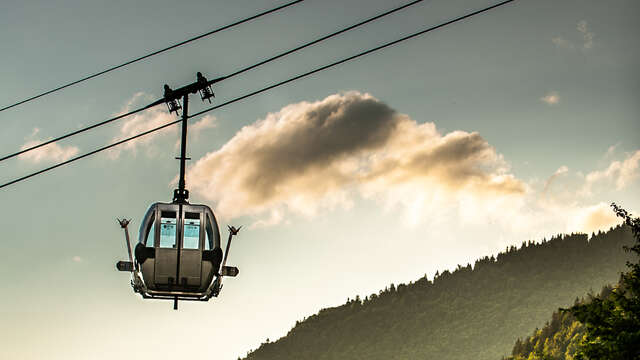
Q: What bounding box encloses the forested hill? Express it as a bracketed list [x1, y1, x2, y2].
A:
[242, 226, 634, 360]
[502, 294, 595, 360]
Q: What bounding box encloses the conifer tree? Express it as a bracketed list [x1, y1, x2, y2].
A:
[565, 203, 640, 359]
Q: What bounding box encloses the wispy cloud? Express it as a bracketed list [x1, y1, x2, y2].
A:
[540, 92, 560, 105]
[190, 115, 217, 141]
[108, 94, 216, 159]
[551, 20, 595, 50]
[551, 36, 574, 49]
[577, 20, 595, 49]
[18, 128, 79, 164]
[107, 104, 177, 159]
[543, 165, 568, 194]
[72, 256, 83, 263]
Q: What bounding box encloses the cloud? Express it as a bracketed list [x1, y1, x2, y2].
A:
[250, 209, 285, 229]
[577, 20, 594, 49]
[529, 148, 639, 235]
[190, 115, 217, 140]
[18, 128, 80, 164]
[543, 165, 569, 194]
[107, 103, 177, 159]
[540, 92, 560, 105]
[551, 20, 595, 51]
[108, 94, 215, 159]
[583, 150, 640, 194]
[186, 92, 526, 224]
[606, 144, 619, 158]
[551, 36, 574, 49]
[567, 202, 622, 234]
[72, 256, 83, 263]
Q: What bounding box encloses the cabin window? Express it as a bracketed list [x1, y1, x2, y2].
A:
[145, 221, 155, 247]
[183, 212, 200, 249]
[205, 214, 215, 250]
[204, 228, 211, 250]
[159, 211, 177, 248]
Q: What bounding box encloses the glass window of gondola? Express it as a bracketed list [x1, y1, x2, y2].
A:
[183, 212, 201, 249]
[159, 211, 177, 248]
[205, 213, 217, 250]
[145, 220, 156, 247]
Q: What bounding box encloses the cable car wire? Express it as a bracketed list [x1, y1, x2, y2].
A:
[0, 0, 517, 191]
[219, 0, 426, 82]
[0, 0, 427, 163]
[0, 101, 163, 162]
[0, 0, 305, 113]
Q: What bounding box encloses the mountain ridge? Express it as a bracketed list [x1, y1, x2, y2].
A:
[241, 226, 634, 360]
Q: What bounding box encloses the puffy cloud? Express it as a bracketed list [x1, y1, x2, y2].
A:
[540, 92, 560, 105]
[18, 128, 79, 164]
[186, 92, 526, 224]
[583, 150, 640, 194]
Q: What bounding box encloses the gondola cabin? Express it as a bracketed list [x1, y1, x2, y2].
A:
[135, 202, 223, 297]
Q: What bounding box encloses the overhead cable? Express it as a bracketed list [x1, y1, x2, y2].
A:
[0, 0, 305, 113]
[0, 100, 164, 162]
[0, 0, 517, 190]
[220, 0, 426, 82]
[0, 0, 427, 162]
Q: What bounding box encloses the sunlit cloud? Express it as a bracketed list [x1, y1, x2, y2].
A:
[582, 150, 640, 195]
[18, 127, 80, 164]
[184, 93, 638, 233]
[72, 256, 83, 263]
[186, 92, 526, 226]
[567, 202, 622, 235]
[540, 92, 560, 105]
[532, 148, 639, 235]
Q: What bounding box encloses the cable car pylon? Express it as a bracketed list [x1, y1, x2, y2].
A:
[115, 73, 240, 310]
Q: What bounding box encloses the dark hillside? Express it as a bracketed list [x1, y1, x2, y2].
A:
[503, 297, 587, 360]
[243, 226, 633, 360]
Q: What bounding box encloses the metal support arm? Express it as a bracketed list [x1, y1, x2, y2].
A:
[116, 218, 135, 272]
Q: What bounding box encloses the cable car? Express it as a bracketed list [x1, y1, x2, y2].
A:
[116, 73, 239, 310]
[134, 202, 223, 295]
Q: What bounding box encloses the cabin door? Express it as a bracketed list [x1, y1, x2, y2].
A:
[154, 209, 179, 286]
[179, 210, 203, 288]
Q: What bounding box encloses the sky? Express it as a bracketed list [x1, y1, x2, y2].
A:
[1, 0, 639, 359]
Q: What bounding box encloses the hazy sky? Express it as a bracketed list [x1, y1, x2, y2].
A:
[1, 0, 639, 359]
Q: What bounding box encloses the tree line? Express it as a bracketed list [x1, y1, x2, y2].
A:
[241, 222, 634, 360]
